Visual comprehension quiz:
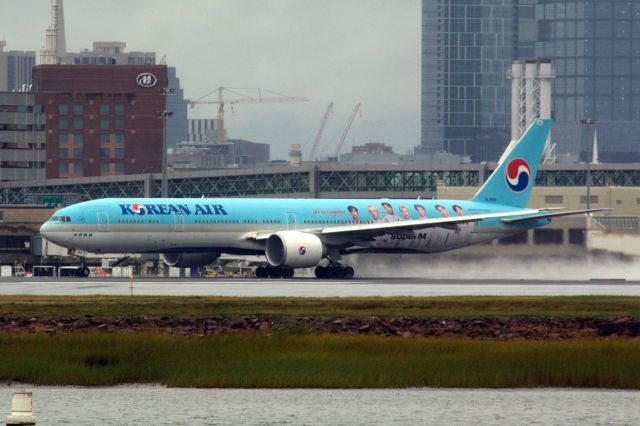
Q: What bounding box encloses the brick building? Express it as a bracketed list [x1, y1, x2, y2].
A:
[32, 65, 184, 178]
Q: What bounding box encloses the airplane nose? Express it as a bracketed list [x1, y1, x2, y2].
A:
[40, 222, 51, 239]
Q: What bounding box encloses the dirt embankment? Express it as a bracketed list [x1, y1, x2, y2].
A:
[1, 316, 640, 339]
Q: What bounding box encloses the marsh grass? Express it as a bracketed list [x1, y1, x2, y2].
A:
[0, 333, 638, 388]
[0, 295, 639, 318]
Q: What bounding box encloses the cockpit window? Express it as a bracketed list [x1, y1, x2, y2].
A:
[49, 215, 71, 222]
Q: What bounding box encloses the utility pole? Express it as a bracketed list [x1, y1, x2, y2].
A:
[580, 118, 597, 211]
[156, 110, 173, 197]
[157, 87, 175, 198]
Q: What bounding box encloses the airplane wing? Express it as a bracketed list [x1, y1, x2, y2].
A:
[500, 208, 612, 224]
[246, 208, 542, 241]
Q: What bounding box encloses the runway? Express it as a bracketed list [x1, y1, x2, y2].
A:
[0, 277, 639, 297]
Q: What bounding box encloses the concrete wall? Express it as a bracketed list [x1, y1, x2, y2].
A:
[588, 232, 640, 257]
[0, 206, 55, 223]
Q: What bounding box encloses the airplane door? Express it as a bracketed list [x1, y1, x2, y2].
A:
[97, 212, 110, 231]
[172, 212, 185, 232]
[286, 212, 297, 230]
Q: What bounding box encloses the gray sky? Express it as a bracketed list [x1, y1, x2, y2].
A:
[1, 0, 420, 159]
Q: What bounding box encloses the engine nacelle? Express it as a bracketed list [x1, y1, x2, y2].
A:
[265, 231, 325, 268]
[161, 252, 220, 268]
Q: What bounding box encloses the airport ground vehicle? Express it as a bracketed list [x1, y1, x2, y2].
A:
[32, 265, 90, 277]
[0, 265, 25, 277]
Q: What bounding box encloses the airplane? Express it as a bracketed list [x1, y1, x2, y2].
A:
[40, 119, 606, 279]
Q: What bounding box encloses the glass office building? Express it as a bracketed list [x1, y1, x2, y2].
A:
[0, 46, 36, 92]
[535, 0, 640, 163]
[422, 0, 640, 163]
[421, 0, 532, 162]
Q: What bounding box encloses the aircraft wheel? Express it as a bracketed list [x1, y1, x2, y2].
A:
[255, 266, 268, 278]
[268, 267, 282, 279]
[315, 266, 326, 279]
[343, 266, 354, 279]
[326, 266, 339, 279]
[282, 268, 294, 279]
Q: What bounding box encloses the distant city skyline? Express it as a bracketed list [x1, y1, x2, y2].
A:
[421, 0, 640, 164]
[0, 0, 421, 160]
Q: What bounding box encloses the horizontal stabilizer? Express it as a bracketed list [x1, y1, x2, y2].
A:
[500, 208, 612, 224]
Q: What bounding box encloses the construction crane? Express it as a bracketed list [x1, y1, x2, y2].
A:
[307, 102, 333, 162]
[187, 87, 308, 144]
[333, 103, 362, 158]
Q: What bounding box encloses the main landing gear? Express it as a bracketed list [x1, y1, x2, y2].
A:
[255, 266, 295, 279]
[314, 265, 354, 279]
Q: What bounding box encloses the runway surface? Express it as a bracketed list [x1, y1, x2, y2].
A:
[0, 277, 639, 297]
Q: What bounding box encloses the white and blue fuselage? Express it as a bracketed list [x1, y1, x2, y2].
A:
[40, 197, 534, 255]
[39, 120, 600, 278]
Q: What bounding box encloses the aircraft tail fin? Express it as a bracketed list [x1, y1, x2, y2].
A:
[472, 119, 552, 208]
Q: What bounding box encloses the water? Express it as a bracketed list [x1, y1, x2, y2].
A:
[1, 386, 638, 425]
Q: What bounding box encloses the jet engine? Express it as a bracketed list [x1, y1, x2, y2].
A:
[265, 231, 325, 268]
[161, 252, 220, 268]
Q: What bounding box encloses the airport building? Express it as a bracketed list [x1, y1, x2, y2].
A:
[421, 0, 640, 164]
[31, 64, 187, 178]
[0, 159, 635, 269]
[0, 42, 36, 92]
[0, 205, 55, 266]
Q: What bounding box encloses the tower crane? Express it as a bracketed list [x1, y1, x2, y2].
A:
[187, 87, 308, 144]
[333, 103, 362, 158]
[307, 102, 333, 162]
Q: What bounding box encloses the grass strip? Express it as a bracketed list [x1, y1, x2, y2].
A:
[0, 333, 638, 388]
[0, 295, 639, 318]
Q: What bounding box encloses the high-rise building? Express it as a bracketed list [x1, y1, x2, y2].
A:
[40, 0, 67, 65]
[186, 119, 226, 144]
[0, 42, 36, 92]
[165, 67, 188, 151]
[421, 0, 534, 162]
[421, 0, 640, 164]
[0, 92, 46, 181]
[535, 1, 640, 163]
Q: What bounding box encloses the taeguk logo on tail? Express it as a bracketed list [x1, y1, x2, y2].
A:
[505, 158, 531, 192]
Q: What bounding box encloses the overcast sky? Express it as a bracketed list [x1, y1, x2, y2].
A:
[1, 0, 420, 159]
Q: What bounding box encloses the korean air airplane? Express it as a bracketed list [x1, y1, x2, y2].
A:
[40, 119, 604, 279]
